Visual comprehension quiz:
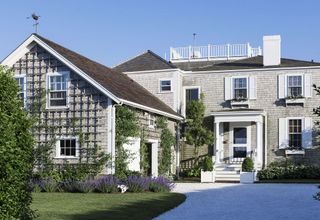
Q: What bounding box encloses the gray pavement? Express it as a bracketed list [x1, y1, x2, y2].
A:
[156, 183, 320, 220]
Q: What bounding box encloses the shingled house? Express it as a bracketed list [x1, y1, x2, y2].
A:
[114, 35, 320, 181]
[1, 34, 183, 176]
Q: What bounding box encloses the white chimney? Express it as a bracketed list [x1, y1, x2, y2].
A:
[263, 35, 281, 66]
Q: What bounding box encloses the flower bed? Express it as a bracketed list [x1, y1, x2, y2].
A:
[30, 175, 175, 193]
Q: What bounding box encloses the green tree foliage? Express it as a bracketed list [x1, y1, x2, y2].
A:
[157, 117, 176, 176]
[0, 66, 35, 219]
[242, 157, 254, 172]
[115, 105, 139, 178]
[185, 94, 214, 161]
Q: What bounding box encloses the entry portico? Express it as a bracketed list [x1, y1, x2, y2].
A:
[212, 109, 266, 170]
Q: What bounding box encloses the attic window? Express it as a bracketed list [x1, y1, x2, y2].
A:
[160, 80, 171, 92]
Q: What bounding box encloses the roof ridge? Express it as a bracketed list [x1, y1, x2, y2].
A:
[145, 50, 177, 68]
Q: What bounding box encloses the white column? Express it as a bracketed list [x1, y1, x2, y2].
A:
[215, 122, 221, 164]
[256, 121, 263, 169]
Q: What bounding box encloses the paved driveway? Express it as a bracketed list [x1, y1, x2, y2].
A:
[156, 183, 320, 220]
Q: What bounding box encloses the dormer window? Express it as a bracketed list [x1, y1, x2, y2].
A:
[233, 77, 248, 100]
[47, 71, 69, 108]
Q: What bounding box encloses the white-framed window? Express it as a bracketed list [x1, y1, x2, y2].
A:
[47, 71, 69, 108]
[279, 117, 313, 149]
[287, 75, 303, 97]
[233, 77, 248, 99]
[159, 79, 172, 92]
[55, 136, 79, 158]
[278, 74, 312, 99]
[183, 86, 201, 116]
[148, 113, 156, 128]
[224, 76, 256, 100]
[15, 74, 27, 107]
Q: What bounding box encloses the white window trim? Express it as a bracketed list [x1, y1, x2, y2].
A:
[159, 78, 172, 93]
[55, 136, 79, 159]
[285, 117, 304, 149]
[14, 74, 27, 107]
[182, 86, 201, 117]
[286, 74, 304, 97]
[231, 76, 249, 100]
[46, 71, 70, 109]
[229, 123, 251, 162]
[148, 113, 156, 129]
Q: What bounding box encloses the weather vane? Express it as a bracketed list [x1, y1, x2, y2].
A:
[27, 13, 40, 33]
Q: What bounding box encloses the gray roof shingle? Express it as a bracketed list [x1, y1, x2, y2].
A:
[34, 34, 180, 119]
[113, 50, 177, 72]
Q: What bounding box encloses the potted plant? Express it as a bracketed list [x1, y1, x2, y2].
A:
[240, 157, 256, 184]
[201, 156, 215, 183]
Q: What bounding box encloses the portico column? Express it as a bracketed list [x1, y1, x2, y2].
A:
[215, 122, 221, 164]
[256, 121, 263, 169]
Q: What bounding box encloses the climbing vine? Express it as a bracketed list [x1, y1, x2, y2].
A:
[115, 105, 139, 178]
[157, 117, 176, 176]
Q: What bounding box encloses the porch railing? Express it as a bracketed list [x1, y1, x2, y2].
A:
[170, 43, 262, 62]
[180, 154, 208, 171]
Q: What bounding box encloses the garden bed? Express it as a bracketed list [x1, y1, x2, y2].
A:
[32, 192, 186, 220]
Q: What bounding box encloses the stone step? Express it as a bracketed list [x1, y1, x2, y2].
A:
[215, 169, 241, 182]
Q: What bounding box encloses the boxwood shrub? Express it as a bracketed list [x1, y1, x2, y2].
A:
[258, 165, 320, 180]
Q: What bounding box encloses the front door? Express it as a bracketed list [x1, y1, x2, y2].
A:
[230, 123, 251, 163]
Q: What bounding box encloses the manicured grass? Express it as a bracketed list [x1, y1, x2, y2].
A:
[175, 177, 200, 183]
[32, 192, 186, 220]
[257, 179, 320, 184]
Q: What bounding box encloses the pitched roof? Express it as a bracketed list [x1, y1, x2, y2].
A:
[173, 56, 320, 71]
[113, 50, 177, 72]
[22, 34, 181, 119]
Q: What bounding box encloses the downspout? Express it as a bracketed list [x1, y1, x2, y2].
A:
[176, 121, 181, 178]
[110, 101, 123, 174]
[264, 113, 268, 168]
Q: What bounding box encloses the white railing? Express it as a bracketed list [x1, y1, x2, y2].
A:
[170, 43, 262, 62]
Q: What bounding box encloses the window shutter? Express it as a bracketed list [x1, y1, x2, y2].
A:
[224, 77, 232, 100]
[249, 76, 257, 99]
[278, 74, 286, 99]
[279, 118, 288, 149]
[302, 117, 313, 149]
[304, 74, 312, 98]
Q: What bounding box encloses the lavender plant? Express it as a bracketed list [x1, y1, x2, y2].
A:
[94, 175, 119, 193]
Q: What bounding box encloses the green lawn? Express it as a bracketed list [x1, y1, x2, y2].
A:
[32, 192, 186, 220]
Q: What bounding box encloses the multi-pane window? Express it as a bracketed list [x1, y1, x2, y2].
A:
[287, 75, 302, 97]
[234, 127, 247, 144]
[48, 73, 68, 107]
[15, 76, 26, 104]
[59, 138, 77, 157]
[186, 88, 199, 103]
[233, 78, 247, 99]
[160, 80, 171, 92]
[288, 119, 302, 149]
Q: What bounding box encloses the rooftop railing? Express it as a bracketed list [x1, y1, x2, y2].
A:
[170, 43, 262, 62]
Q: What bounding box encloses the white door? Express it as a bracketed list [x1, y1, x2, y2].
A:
[229, 123, 251, 163]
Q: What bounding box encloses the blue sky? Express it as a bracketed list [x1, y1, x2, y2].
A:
[1, 0, 320, 66]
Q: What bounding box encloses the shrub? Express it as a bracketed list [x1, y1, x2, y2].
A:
[0, 66, 35, 219]
[242, 157, 254, 172]
[149, 176, 175, 192]
[202, 156, 214, 172]
[258, 165, 320, 180]
[94, 175, 119, 193]
[125, 176, 149, 192]
[41, 178, 60, 192]
[185, 165, 201, 177]
[62, 180, 93, 193]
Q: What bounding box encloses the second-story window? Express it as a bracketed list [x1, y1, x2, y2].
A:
[186, 88, 199, 103]
[47, 72, 69, 108]
[233, 77, 248, 99]
[160, 80, 171, 92]
[15, 75, 26, 106]
[287, 75, 302, 97]
[288, 119, 302, 149]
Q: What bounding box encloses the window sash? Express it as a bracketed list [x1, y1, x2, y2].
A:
[60, 139, 77, 156]
[15, 76, 26, 106]
[234, 127, 247, 144]
[48, 73, 68, 107]
[287, 76, 302, 97]
[233, 78, 248, 99]
[288, 119, 302, 148]
[186, 88, 199, 102]
[160, 80, 171, 92]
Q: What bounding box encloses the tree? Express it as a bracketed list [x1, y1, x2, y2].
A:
[185, 94, 214, 161]
[0, 66, 35, 219]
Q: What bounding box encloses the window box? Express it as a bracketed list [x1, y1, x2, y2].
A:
[285, 149, 305, 155]
[201, 170, 215, 183]
[231, 98, 249, 108]
[285, 96, 305, 105]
